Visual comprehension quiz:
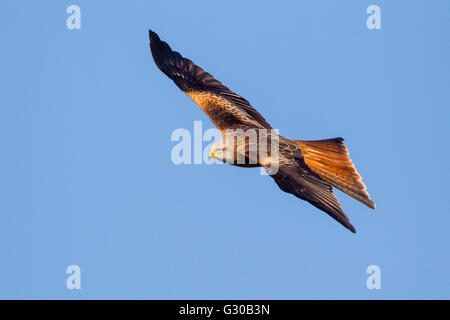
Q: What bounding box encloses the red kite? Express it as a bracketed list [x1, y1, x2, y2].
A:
[149, 30, 375, 233]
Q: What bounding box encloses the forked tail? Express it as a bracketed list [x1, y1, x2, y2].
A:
[292, 138, 376, 209]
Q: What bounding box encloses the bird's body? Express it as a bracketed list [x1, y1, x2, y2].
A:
[149, 30, 375, 233]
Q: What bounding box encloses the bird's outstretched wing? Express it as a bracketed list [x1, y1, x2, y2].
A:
[149, 30, 272, 133]
[269, 141, 357, 233]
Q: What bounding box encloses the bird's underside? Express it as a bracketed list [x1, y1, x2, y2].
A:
[149, 29, 375, 233]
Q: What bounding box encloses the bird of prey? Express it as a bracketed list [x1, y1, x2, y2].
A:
[149, 30, 375, 233]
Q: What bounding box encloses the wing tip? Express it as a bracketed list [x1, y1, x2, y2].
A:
[348, 223, 356, 233]
[148, 29, 174, 75]
[364, 198, 376, 210]
[149, 29, 159, 43]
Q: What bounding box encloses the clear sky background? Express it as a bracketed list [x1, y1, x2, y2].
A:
[1, 0, 449, 299]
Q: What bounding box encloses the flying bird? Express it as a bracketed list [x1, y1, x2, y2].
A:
[149, 30, 375, 233]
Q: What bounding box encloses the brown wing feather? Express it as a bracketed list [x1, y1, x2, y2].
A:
[149, 30, 271, 132]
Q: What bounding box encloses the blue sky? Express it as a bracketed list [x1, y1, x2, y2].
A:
[1, 0, 449, 299]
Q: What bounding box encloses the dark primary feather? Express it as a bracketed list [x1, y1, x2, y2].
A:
[149, 30, 272, 130]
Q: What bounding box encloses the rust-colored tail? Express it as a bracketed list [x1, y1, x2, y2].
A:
[292, 138, 375, 209]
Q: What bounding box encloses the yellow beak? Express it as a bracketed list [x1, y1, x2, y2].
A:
[209, 151, 216, 159]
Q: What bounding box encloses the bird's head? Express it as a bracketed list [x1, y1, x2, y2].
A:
[209, 140, 232, 163]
